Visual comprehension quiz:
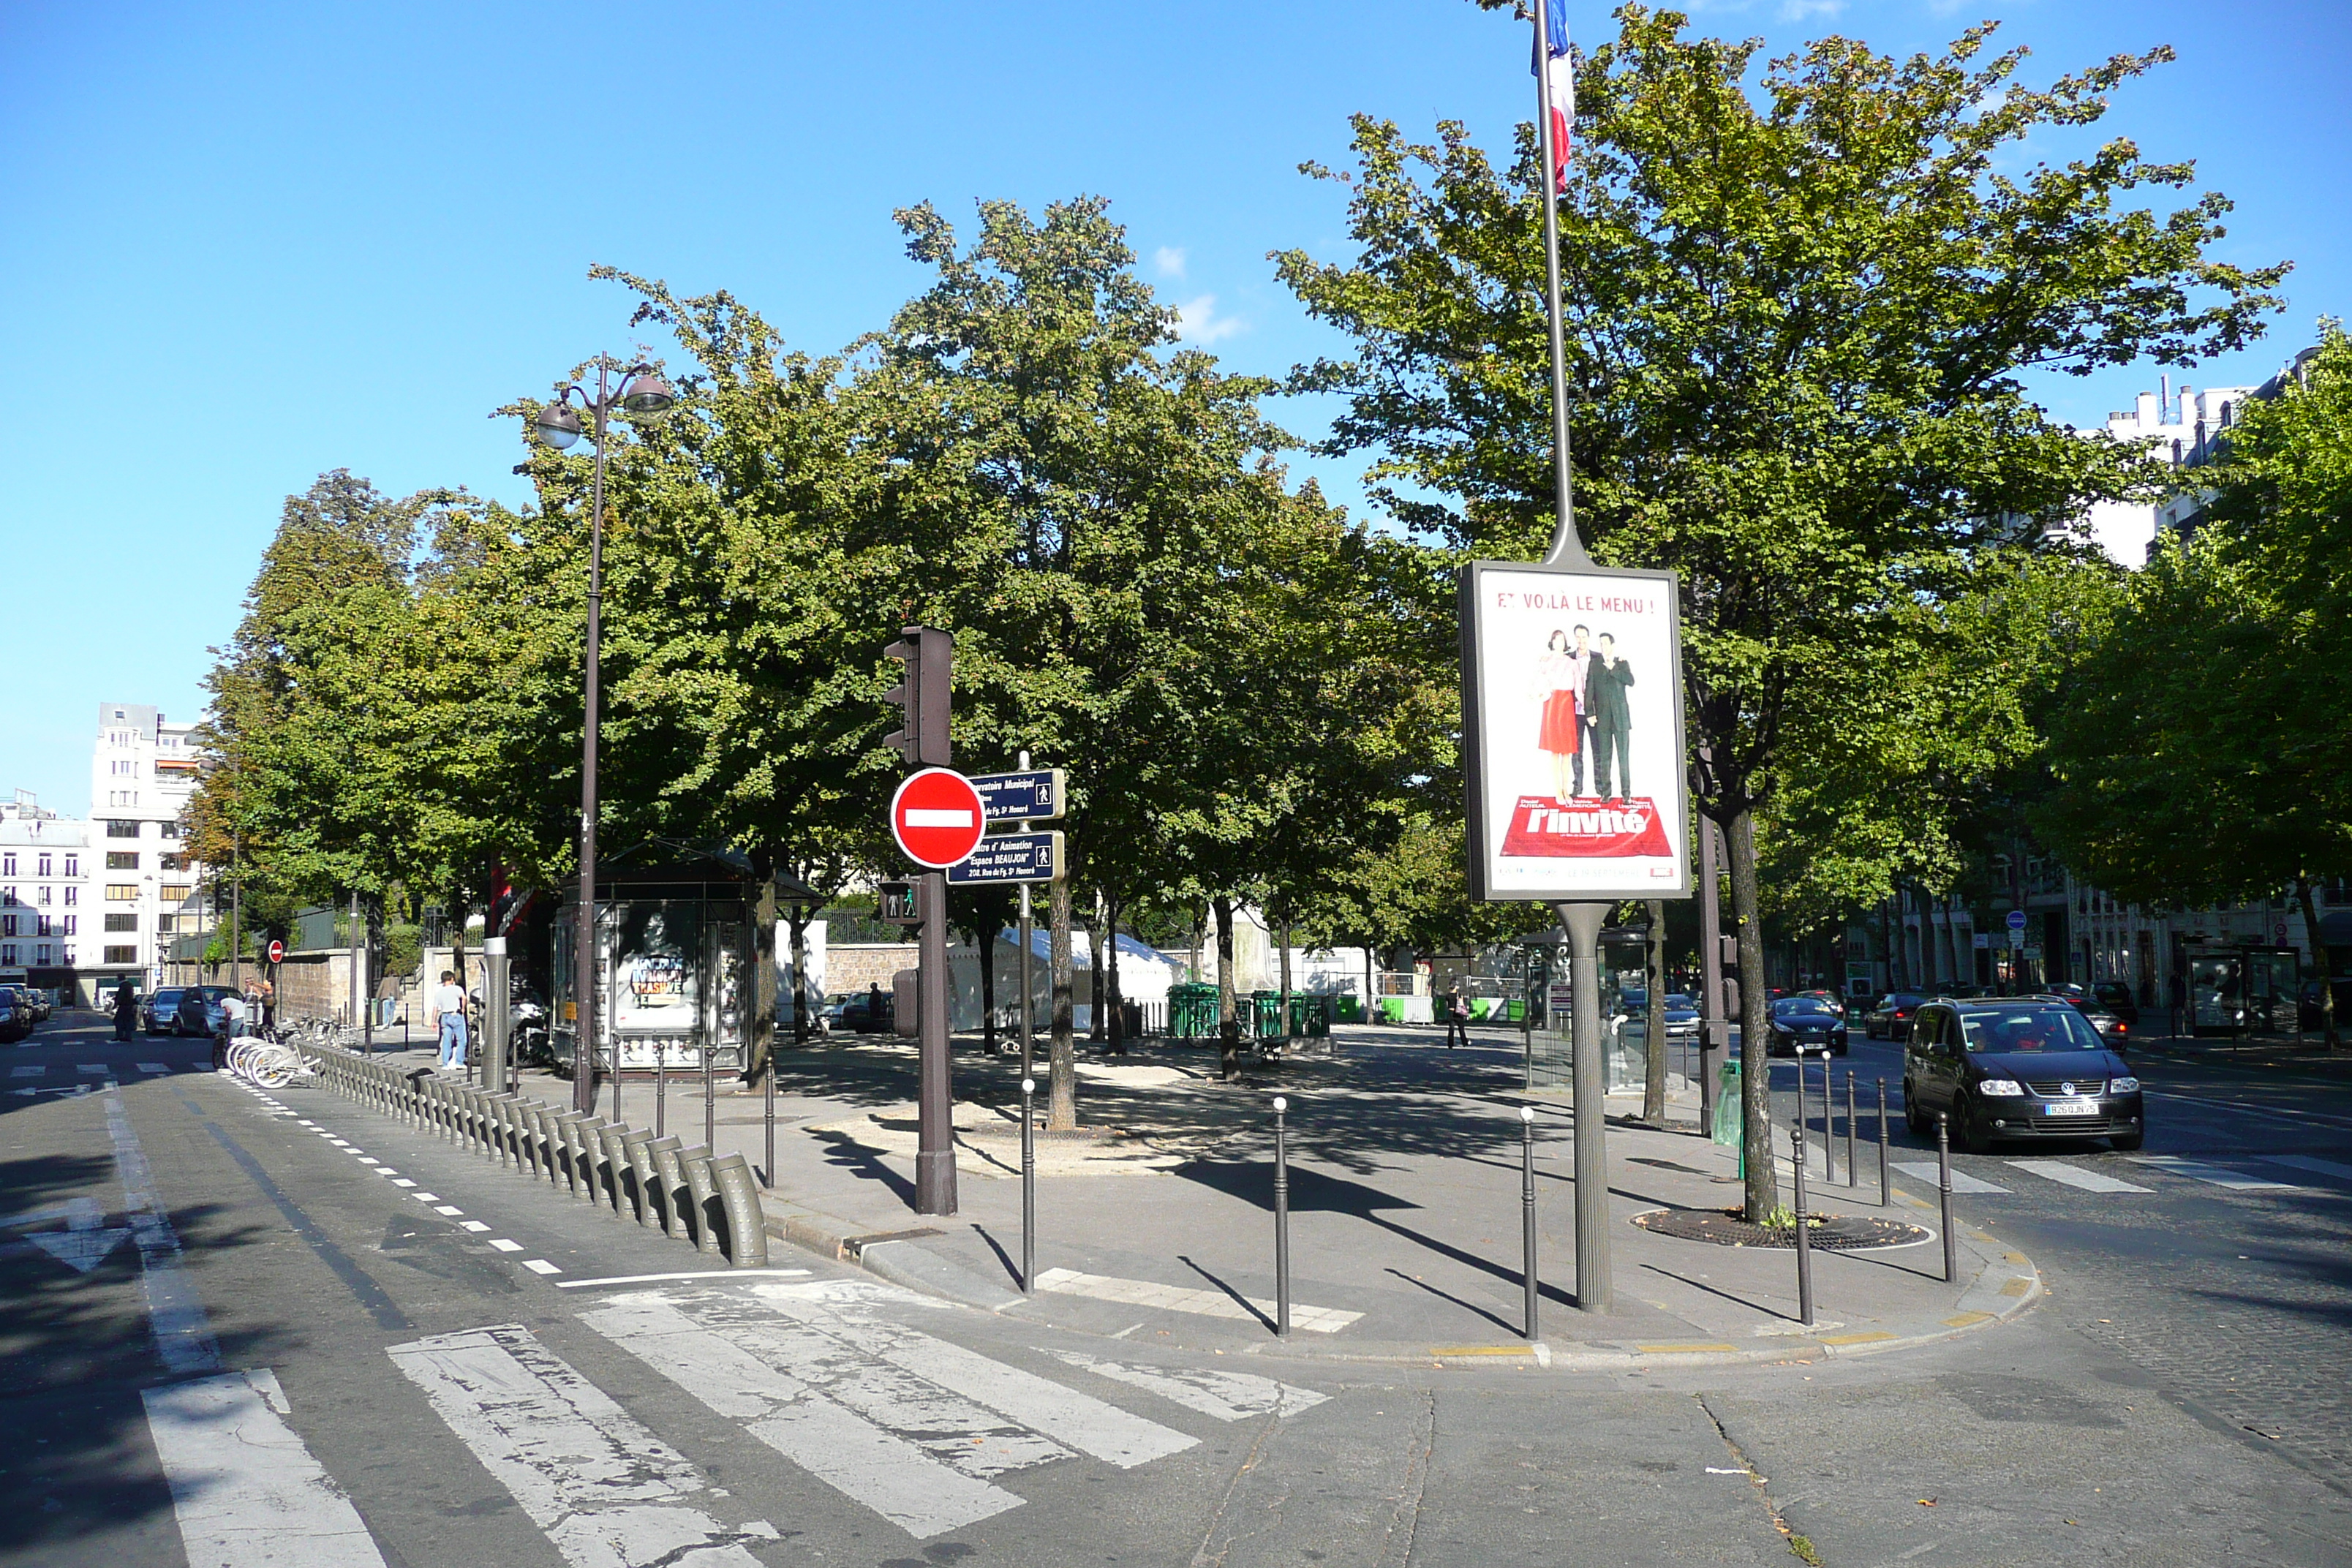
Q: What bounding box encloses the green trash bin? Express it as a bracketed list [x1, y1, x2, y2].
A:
[1288, 995, 1330, 1038]
[1714, 1058, 1744, 1161]
[1169, 982, 1219, 1040]
[1333, 995, 1364, 1025]
[1248, 990, 1284, 1039]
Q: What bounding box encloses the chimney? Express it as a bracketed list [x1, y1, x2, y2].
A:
[2160, 374, 2172, 422]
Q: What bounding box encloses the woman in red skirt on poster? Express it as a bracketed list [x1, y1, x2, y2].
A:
[1534, 629, 1581, 803]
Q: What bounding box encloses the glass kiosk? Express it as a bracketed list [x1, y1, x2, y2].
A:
[551, 845, 754, 1078]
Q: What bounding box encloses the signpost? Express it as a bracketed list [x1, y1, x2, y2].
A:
[265, 938, 285, 965]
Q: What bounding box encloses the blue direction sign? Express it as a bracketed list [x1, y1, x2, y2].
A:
[2005, 910, 2027, 932]
[970, 768, 1065, 823]
[946, 831, 1062, 885]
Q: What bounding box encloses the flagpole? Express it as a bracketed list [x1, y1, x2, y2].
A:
[1533, 3, 1586, 570]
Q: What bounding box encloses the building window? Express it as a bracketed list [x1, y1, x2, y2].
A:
[1, 915, 14, 936]
[62, 915, 76, 935]
[110, 759, 136, 777]
[34, 945, 49, 965]
[106, 884, 139, 902]
[105, 821, 140, 839]
[61, 943, 74, 965]
[36, 886, 49, 906]
[35, 916, 51, 936]
[1, 945, 15, 966]
[159, 853, 185, 872]
[107, 791, 140, 807]
[105, 913, 137, 932]
[1, 887, 14, 905]
[161, 885, 191, 904]
[62, 886, 77, 907]
[35, 853, 50, 877]
[157, 915, 176, 934]
[102, 945, 137, 965]
[0, 853, 12, 876]
[63, 854, 78, 876]
[106, 851, 139, 870]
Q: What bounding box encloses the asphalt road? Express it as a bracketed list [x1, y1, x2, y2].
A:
[3, 1009, 2348, 1567]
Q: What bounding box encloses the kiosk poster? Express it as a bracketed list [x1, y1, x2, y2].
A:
[1460, 560, 1692, 901]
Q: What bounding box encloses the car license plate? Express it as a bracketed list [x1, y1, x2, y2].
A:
[2045, 1101, 2099, 1117]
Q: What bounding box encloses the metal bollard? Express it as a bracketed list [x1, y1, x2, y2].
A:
[1936, 1112, 1956, 1284]
[682, 1147, 723, 1256]
[764, 1041, 776, 1190]
[1845, 1071, 1858, 1189]
[1792, 1120, 1815, 1326]
[1021, 1077, 1037, 1296]
[1817, 1050, 1834, 1185]
[1520, 1104, 1539, 1341]
[655, 1036, 667, 1138]
[1273, 1096, 1292, 1338]
[596, 1123, 630, 1214]
[711, 1152, 769, 1267]
[703, 1044, 716, 1154]
[1877, 1078, 1890, 1207]
[557, 1112, 596, 1200]
[622, 1129, 660, 1226]
[649, 1136, 687, 1239]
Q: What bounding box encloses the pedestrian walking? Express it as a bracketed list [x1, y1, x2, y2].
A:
[2168, 968, 2187, 1038]
[112, 983, 137, 1042]
[434, 969, 469, 1071]
[1444, 990, 1470, 1049]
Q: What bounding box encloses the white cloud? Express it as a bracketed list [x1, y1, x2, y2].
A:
[1153, 246, 1187, 280]
[1173, 294, 1245, 345]
[1777, 0, 1845, 19]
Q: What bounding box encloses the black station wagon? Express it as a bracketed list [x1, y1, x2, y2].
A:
[1903, 997, 2144, 1153]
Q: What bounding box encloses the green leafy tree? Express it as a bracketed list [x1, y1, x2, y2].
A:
[1277, 4, 2285, 1215]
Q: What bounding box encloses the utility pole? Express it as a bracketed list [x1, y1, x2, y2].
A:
[884, 625, 957, 1215]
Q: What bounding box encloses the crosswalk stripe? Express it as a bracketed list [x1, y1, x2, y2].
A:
[10, 1066, 42, 1077]
[581, 1294, 1029, 1539]
[136, 1062, 170, 1073]
[2261, 1155, 2352, 1182]
[1031, 1266, 1364, 1333]
[1892, 1161, 2010, 1194]
[750, 1281, 1199, 1469]
[2127, 1156, 2298, 1191]
[142, 1369, 388, 1568]
[2002, 1160, 2154, 1194]
[388, 1324, 777, 1568]
[1049, 1352, 1327, 1421]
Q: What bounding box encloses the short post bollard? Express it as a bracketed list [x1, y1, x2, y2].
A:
[1520, 1105, 1539, 1341]
[1021, 1077, 1037, 1296]
[1936, 1111, 1957, 1284]
[764, 1041, 776, 1189]
[1791, 1120, 1815, 1327]
[655, 1036, 667, 1138]
[1845, 1071, 1858, 1189]
[703, 1042, 716, 1155]
[1817, 1050, 1834, 1185]
[1273, 1096, 1291, 1339]
[1876, 1078, 1890, 1207]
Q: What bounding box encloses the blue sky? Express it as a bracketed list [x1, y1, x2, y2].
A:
[4, 0, 2345, 818]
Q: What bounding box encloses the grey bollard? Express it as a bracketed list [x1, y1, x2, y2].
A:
[596, 1123, 632, 1215]
[681, 1147, 723, 1255]
[493, 1096, 526, 1169]
[711, 1153, 769, 1267]
[647, 1137, 687, 1240]
[525, 1106, 558, 1183]
[557, 1113, 598, 1201]
[622, 1130, 660, 1227]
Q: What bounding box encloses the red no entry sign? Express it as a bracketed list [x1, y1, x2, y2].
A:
[265, 938, 285, 965]
[890, 768, 986, 869]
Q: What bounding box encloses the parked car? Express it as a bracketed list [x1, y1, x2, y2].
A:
[1793, 988, 1847, 1017]
[829, 990, 894, 1034]
[12, 986, 53, 1025]
[1863, 992, 1930, 1040]
[1617, 992, 1700, 1039]
[1902, 996, 2142, 1153]
[2089, 981, 2141, 1028]
[1764, 995, 1848, 1055]
[0, 987, 32, 1043]
[142, 987, 189, 1035]
[176, 985, 238, 1036]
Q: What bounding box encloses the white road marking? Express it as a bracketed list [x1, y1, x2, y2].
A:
[522, 1260, 562, 1275]
[461, 1221, 491, 1233]
[78, 1063, 107, 1073]
[137, 1063, 170, 1072]
[435, 1205, 466, 1215]
[2261, 1155, 2352, 1182]
[143, 1368, 387, 1568]
[489, 1239, 523, 1253]
[1892, 1161, 2010, 1194]
[554, 1268, 812, 1289]
[388, 1324, 774, 1568]
[103, 1083, 219, 1374]
[10, 1065, 42, 1077]
[1049, 1352, 1327, 1421]
[751, 1281, 1197, 1468]
[1030, 1267, 1364, 1333]
[410, 1193, 440, 1202]
[2127, 1156, 2298, 1191]
[2, 1196, 131, 1273]
[389, 1178, 415, 1187]
[2002, 1160, 2154, 1194]
[581, 1293, 1030, 1538]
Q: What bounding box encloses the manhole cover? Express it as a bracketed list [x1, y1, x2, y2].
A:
[1632, 1207, 1929, 1251]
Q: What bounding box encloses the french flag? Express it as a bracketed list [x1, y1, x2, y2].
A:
[1531, 0, 1574, 191]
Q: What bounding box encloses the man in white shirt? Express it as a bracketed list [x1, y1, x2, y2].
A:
[212, 990, 248, 1070]
[434, 970, 469, 1071]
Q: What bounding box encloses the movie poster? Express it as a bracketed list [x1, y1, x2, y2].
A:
[1460, 561, 1692, 900]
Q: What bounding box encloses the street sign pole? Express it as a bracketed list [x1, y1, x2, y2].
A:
[1017, 750, 1034, 1082]
[916, 867, 955, 1215]
[884, 627, 962, 1218]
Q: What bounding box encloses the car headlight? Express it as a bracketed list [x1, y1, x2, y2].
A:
[2108, 1076, 2140, 1094]
[1978, 1079, 2025, 1097]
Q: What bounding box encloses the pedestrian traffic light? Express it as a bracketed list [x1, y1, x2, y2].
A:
[882, 625, 953, 766]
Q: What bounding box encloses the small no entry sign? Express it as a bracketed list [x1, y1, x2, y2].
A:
[890, 768, 986, 869]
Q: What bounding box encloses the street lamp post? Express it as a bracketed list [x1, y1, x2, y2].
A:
[532, 358, 676, 1116]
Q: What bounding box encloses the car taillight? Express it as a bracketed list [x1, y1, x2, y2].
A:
[2114, 1022, 2127, 1035]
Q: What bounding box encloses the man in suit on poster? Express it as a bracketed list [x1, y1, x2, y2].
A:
[1586, 632, 1635, 799]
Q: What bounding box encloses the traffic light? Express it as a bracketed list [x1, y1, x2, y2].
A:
[882, 625, 954, 766]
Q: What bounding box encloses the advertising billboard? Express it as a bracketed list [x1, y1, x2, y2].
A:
[1460, 559, 1692, 901]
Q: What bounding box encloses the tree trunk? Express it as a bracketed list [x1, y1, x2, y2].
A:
[1049, 872, 1077, 1129]
[1279, 909, 1294, 1050]
[1215, 894, 1240, 1082]
[1088, 889, 1106, 1043]
[1106, 889, 1126, 1054]
[1644, 899, 1668, 1123]
[1729, 810, 1778, 1221]
[788, 900, 810, 1049]
[2295, 873, 2338, 1049]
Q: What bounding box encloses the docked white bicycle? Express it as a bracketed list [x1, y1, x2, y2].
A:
[225, 1037, 317, 1088]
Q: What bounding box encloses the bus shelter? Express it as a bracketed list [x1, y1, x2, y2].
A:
[551, 845, 764, 1078]
[2187, 941, 2302, 1036]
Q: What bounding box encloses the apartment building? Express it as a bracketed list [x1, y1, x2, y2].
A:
[0, 791, 88, 996]
[84, 702, 205, 1001]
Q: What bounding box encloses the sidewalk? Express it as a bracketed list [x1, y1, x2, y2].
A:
[392, 1023, 2040, 1369]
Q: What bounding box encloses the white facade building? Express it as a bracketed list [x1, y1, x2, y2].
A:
[0, 791, 88, 993]
[2076, 375, 2259, 566]
[85, 702, 205, 1000]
